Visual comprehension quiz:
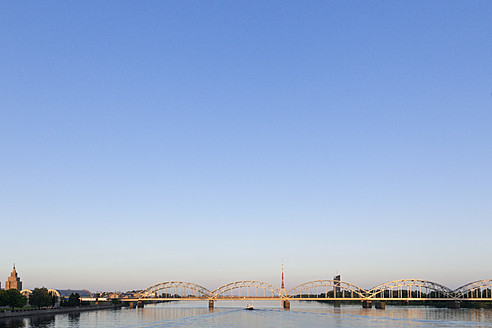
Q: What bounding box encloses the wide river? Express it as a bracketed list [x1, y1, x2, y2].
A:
[1, 301, 492, 328]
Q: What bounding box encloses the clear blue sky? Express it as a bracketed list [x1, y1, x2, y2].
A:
[1, 1, 491, 292]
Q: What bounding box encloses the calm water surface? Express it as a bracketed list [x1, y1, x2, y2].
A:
[1, 301, 492, 328]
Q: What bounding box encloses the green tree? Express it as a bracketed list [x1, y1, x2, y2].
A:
[29, 288, 52, 309]
[4, 289, 26, 310]
[0, 290, 6, 307]
[67, 293, 80, 307]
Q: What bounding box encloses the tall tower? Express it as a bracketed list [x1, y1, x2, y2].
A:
[280, 259, 290, 309]
[5, 264, 22, 291]
[281, 259, 285, 296]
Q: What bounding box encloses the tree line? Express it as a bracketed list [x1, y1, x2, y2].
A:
[0, 288, 81, 310]
[0, 289, 26, 310]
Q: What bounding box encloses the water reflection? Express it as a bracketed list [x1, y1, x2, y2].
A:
[0, 302, 490, 328]
[0, 318, 27, 328]
[67, 313, 80, 325]
[291, 302, 492, 326]
[0, 314, 55, 328]
[136, 306, 212, 322]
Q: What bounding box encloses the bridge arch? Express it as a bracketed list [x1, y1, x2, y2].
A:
[141, 281, 211, 298]
[367, 279, 453, 299]
[287, 280, 367, 299]
[212, 281, 282, 298]
[453, 280, 492, 299]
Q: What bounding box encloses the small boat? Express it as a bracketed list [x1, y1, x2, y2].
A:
[245, 304, 254, 310]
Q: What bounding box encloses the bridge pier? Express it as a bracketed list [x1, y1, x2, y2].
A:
[129, 302, 136, 309]
[209, 300, 214, 309]
[374, 302, 385, 309]
[447, 301, 460, 309]
[137, 301, 144, 308]
[283, 300, 290, 309]
[362, 300, 372, 308]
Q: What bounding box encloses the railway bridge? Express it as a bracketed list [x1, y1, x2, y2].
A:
[120, 279, 492, 309]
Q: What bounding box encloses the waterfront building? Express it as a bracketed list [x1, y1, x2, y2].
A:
[49, 289, 92, 304]
[5, 264, 22, 290]
[18, 288, 92, 306]
[52, 289, 92, 299]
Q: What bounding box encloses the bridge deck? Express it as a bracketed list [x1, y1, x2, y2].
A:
[121, 297, 491, 302]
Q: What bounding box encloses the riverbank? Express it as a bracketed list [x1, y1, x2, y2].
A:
[0, 304, 120, 319]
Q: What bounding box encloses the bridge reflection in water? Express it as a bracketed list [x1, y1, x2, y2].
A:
[121, 279, 492, 309]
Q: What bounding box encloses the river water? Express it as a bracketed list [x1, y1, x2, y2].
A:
[1, 301, 492, 328]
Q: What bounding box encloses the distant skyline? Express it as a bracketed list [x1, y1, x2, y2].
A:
[2, 262, 489, 293]
[1, 1, 491, 292]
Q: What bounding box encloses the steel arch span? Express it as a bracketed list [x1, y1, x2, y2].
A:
[367, 279, 453, 299]
[141, 281, 211, 298]
[287, 280, 367, 299]
[453, 280, 492, 299]
[212, 281, 282, 298]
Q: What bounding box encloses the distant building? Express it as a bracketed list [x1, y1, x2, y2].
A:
[19, 288, 92, 306]
[108, 292, 121, 300]
[333, 274, 341, 294]
[48, 289, 92, 300]
[5, 264, 22, 290]
[21, 289, 32, 298]
[21, 289, 32, 304]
